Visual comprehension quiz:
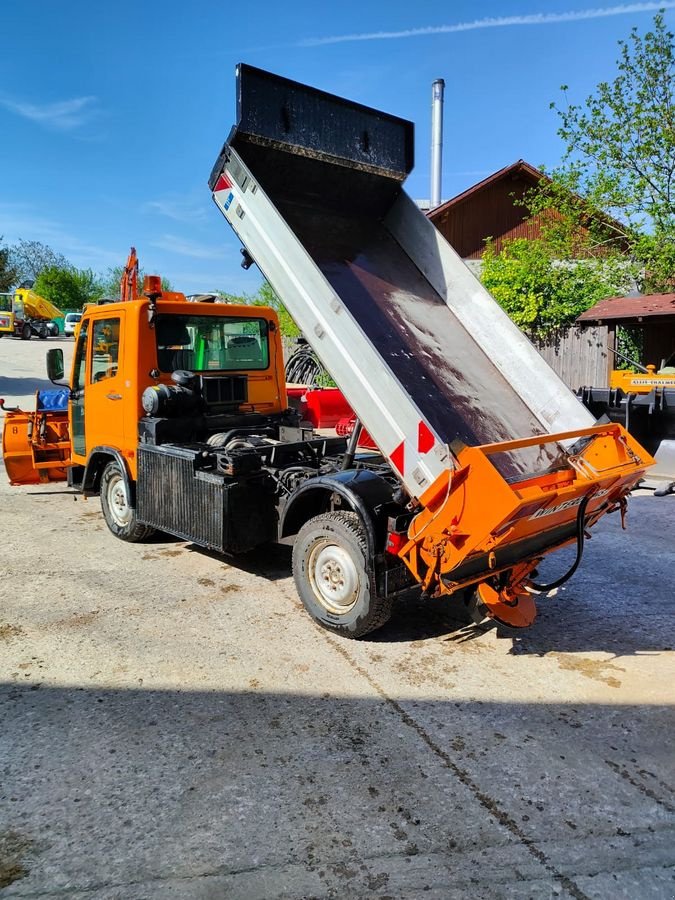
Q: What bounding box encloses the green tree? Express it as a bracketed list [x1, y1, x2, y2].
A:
[10, 239, 69, 283]
[529, 12, 675, 291]
[249, 281, 300, 339]
[481, 238, 634, 337]
[0, 236, 18, 292]
[33, 266, 104, 312]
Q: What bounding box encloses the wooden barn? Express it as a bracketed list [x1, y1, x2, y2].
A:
[427, 159, 549, 259]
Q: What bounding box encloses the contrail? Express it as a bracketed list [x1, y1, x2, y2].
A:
[298, 2, 675, 47]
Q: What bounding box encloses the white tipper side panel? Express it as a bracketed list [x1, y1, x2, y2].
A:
[386, 191, 595, 435]
[213, 150, 453, 498]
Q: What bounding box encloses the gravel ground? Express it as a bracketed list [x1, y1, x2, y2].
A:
[0, 334, 674, 899]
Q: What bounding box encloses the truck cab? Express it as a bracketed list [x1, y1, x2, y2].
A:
[61, 293, 286, 480]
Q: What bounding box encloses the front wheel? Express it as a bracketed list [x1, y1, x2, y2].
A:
[100, 461, 156, 542]
[292, 511, 393, 638]
[21, 323, 31, 340]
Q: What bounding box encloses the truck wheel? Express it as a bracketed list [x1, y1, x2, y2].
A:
[21, 324, 31, 341]
[292, 511, 393, 638]
[38, 326, 48, 340]
[100, 461, 156, 542]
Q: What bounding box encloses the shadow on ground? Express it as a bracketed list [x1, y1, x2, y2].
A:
[0, 683, 673, 898]
[0, 376, 54, 399]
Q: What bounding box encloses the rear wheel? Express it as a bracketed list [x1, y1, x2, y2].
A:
[100, 461, 156, 542]
[292, 511, 393, 638]
[21, 324, 31, 340]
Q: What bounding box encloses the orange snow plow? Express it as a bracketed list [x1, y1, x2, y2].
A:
[1, 392, 71, 485]
[392, 423, 653, 626]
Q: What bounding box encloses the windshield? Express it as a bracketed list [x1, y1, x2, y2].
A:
[0, 293, 13, 313]
[66, 313, 82, 323]
[155, 313, 270, 373]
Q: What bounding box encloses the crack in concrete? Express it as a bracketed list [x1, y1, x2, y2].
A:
[322, 631, 593, 900]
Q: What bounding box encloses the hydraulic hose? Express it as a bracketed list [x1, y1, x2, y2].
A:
[528, 492, 592, 593]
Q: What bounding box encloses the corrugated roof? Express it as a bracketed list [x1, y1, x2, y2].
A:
[577, 293, 675, 323]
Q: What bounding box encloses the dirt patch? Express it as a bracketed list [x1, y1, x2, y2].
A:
[548, 652, 625, 688]
[0, 830, 34, 889]
[221, 584, 240, 594]
[198, 578, 215, 587]
[0, 624, 25, 642]
[53, 610, 101, 629]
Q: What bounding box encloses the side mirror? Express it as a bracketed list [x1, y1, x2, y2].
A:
[46, 348, 65, 384]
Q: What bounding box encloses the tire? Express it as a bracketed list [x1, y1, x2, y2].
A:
[38, 326, 48, 340]
[21, 323, 31, 341]
[292, 510, 393, 638]
[99, 461, 156, 542]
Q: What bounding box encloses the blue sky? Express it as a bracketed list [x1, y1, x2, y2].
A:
[1, 0, 674, 296]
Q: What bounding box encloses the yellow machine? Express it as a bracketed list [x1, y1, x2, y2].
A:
[609, 363, 675, 392]
[579, 351, 675, 495]
[0, 288, 63, 340]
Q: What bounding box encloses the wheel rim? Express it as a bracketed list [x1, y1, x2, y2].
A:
[107, 473, 131, 527]
[308, 540, 360, 614]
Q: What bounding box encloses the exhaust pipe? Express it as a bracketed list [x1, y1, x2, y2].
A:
[430, 78, 445, 209]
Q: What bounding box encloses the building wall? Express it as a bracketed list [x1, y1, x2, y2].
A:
[432, 177, 538, 258]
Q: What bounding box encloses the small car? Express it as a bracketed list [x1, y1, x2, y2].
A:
[63, 312, 82, 337]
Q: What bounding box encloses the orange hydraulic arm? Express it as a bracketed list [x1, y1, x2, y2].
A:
[120, 247, 139, 303]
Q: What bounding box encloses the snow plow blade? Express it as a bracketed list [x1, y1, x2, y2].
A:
[2, 395, 71, 485]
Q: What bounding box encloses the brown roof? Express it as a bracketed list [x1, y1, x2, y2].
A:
[577, 293, 675, 323]
[428, 160, 543, 219]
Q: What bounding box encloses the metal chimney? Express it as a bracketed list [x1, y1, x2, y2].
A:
[430, 78, 445, 209]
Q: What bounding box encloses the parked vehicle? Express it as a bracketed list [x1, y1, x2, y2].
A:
[0, 288, 63, 340]
[63, 312, 83, 337]
[578, 348, 675, 495]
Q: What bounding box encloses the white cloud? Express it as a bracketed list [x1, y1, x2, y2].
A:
[0, 94, 99, 131]
[150, 234, 228, 260]
[299, 2, 675, 46]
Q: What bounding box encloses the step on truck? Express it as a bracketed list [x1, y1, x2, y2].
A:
[2, 67, 653, 639]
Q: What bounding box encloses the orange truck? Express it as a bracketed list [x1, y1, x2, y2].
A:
[1, 67, 654, 638]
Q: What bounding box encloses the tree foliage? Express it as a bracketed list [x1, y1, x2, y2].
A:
[528, 12, 675, 291]
[10, 239, 69, 284]
[481, 238, 634, 336]
[0, 236, 18, 293]
[33, 266, 104, 312]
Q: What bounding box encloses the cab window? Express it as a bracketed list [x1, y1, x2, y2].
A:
[90, 317, 121, 382]
[72, 320, 89, 391]
[155, 314, 270, 373]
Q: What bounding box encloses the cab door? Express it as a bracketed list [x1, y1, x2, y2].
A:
[70, 319, 89, 462]
[84, 312, 126, 455]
